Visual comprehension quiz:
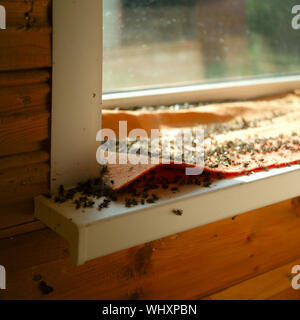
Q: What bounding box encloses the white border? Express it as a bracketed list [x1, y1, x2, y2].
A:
[51, 0, 102, 191]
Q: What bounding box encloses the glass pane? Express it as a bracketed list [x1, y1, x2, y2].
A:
[103, 0, 300, 93]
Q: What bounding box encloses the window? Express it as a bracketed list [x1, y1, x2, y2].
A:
[42, 0, 300, 265]
[103, 0, 300, 94]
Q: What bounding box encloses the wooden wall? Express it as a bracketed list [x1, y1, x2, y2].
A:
[0, 0, 51, 234]
[1, 199, 300, 299]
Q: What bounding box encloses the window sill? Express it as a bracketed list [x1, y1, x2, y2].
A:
[102, 75, 300, 109]
[35, 165, 300, 265]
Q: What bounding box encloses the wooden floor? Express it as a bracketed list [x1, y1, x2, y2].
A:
[1, 199, 300, 300]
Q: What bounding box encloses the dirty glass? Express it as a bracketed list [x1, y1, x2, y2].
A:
[103, 0, 300, 93]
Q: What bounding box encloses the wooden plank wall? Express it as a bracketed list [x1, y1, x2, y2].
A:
[1, 199, 300, 300]
[0, 0, 51, 232]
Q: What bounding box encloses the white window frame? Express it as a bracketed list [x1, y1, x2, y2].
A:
[40, 0, 300, 265]
[51, 0, 102, 191]
[102, 75, 300, 109]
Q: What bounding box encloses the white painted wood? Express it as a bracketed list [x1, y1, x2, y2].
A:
[51, 0, 102, 191]
[102, 75, 300, 109]
[35, 165, 300, 265]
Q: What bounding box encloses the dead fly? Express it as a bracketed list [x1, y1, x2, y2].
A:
[152, 194, 159, 201]
[98, 199, 111, 210]
[85, 200, 95, 208]
[172, 209, 183, 216]
[187, 177, 193, 185]
[216, 173, 223, 180]
[243, 162, 250, 168]
[194, 178, 201, 185]
[203, 176, 212, 187]
[54, 184, 66, 203]
[38, 281, 53, 295]
[100, 165, 108, 174]
[73, 196, 95, 209]
[74, 199, 81, 209]
[142, 192, 149, 199]
[125, 198, 138, 208]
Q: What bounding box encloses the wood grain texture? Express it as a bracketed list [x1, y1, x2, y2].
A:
[1, 0, 51, 28]
[0, 141, 47, 159]
[0, 110, 50, 157]
[0, 199, 44, 230]
[204, 258, 300, 300]
[1, 199, 300, 300]
[0, 0, 52, 229]
[0, 162, 49, 206]
[0, 162, 49, 188]
[0, 83, 50, 115]
[0, 69, 51, 87]
[0, 1, 52, 71]
[268, 287, 300, 300]
[0, 1, 51, 231]
[0, 220, 45, 240]
[0, 151, 49, 170]
[0, 108, 50, 228]
[0, 28, 51, 71]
